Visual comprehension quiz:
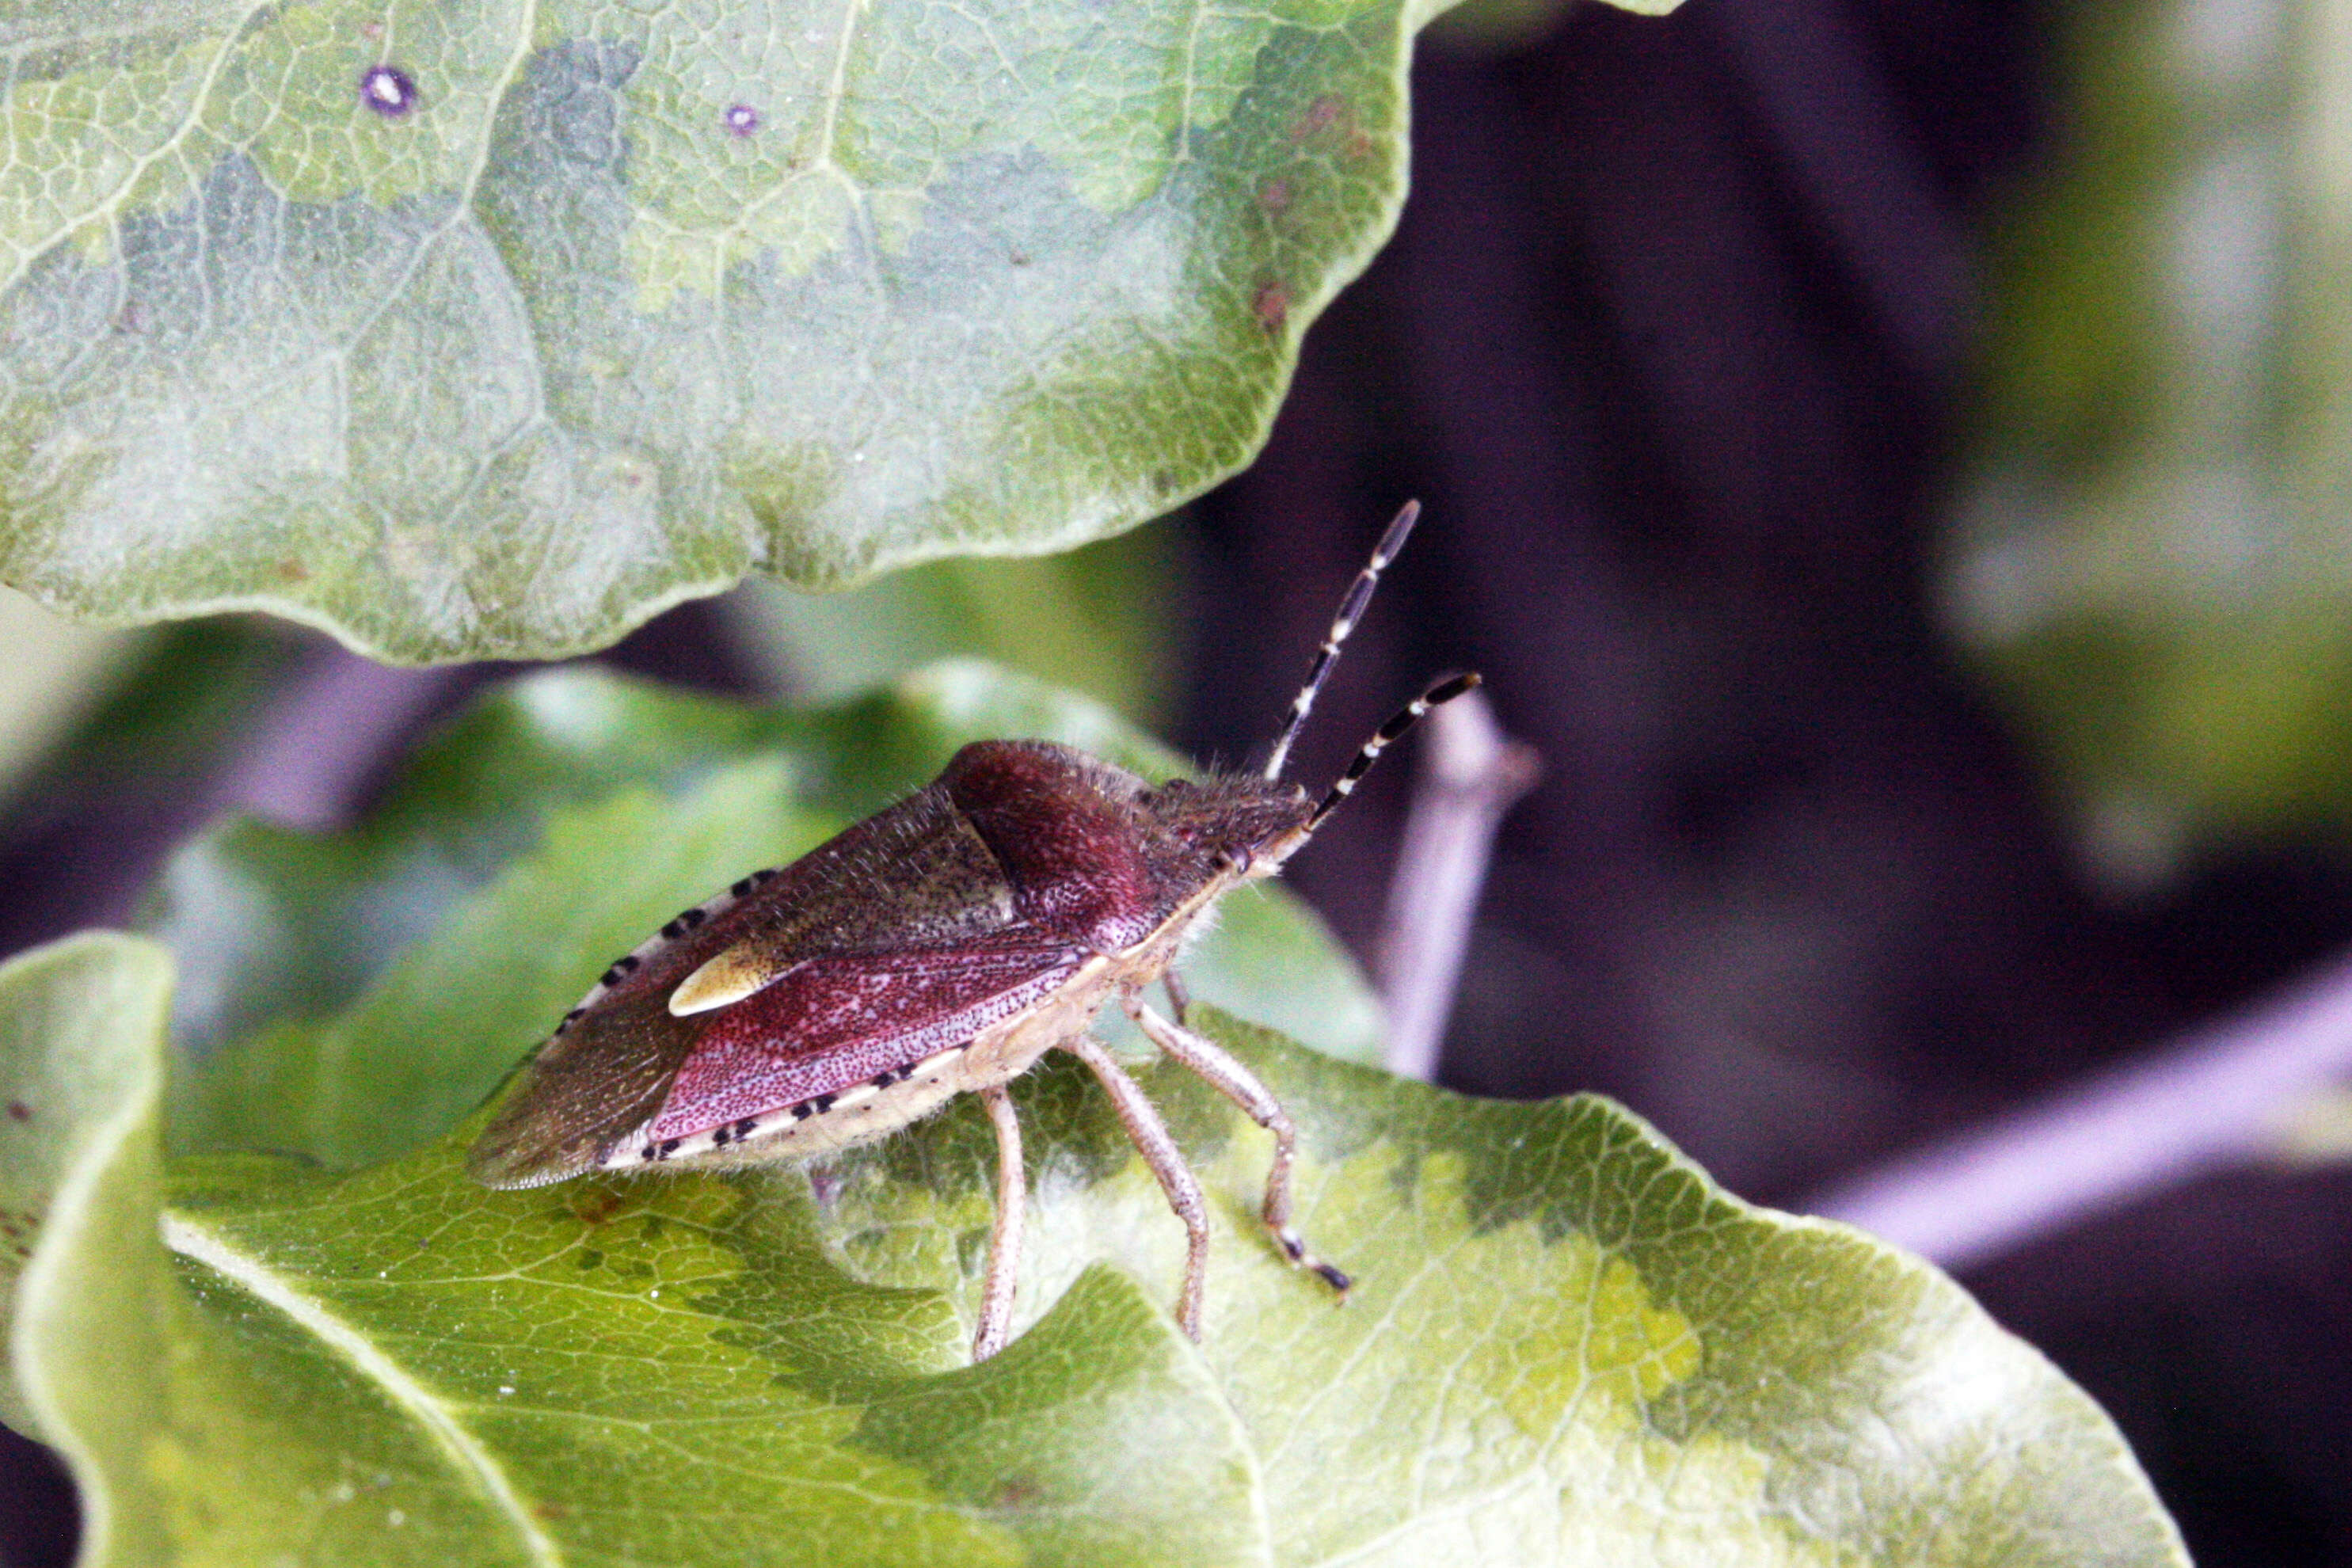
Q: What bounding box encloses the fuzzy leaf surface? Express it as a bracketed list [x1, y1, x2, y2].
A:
[0, 0, 1653, 662]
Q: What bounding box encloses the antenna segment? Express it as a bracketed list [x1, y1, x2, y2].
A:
[1307, 672, 1481, 828]
[1262, 500, 1423, 781]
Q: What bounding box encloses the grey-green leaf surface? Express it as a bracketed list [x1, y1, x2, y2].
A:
[154, 660, 1383, 1168]
[0, 0, 1658, 664]
[1, 925, 2187, 1566]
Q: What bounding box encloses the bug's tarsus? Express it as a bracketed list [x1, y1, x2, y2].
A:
[1068, 1034, 1209, 1340]
[1262, 500, 1423, 782]
[972, 1083, 1026, 1361]
[1127, 997, 1352, 1301]
[1307, 670, 1482, 831]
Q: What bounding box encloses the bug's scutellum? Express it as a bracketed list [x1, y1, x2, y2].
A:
[470, 503, 1477, 1359]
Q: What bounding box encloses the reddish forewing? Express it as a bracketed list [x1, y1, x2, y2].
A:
[472, 743, 1187, 1183]
[471, 778, 1048, 1182]
[646, 933, 1084, 1138]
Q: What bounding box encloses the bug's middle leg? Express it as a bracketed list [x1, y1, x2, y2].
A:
[1064, 1033, 1208, 1341]
[972, 1083, 1026, 1362]
[1126, 995, 1351, 1295]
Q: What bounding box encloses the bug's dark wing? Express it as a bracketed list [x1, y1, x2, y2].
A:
[645, 928, 1089, 1140]
[467, 981, 697, 1188]
[668, 784, 1022, 1014]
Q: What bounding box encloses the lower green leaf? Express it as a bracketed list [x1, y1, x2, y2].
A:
[0, 934, 177, 1567]
[0, 934, 2186, 1567]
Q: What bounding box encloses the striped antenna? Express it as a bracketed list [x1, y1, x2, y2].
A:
[1307, 672, 1481, 830]
[1262, 500, 1424, 781]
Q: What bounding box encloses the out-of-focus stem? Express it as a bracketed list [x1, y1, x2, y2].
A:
[210, 645, 467, 829]
[1808, 947, 2352, 1269]
[1376, 688, 1539, 1081]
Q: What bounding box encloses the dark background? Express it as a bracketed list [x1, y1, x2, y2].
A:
[4, 1, 2349, 1562]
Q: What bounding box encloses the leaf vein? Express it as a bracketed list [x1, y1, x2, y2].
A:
[160, 1210, 565, 1568]
[0, 3, 268, 301]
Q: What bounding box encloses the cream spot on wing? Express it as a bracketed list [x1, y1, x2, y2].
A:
[669, 945, 782, 1016]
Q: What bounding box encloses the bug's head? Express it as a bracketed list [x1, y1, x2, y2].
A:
[1139, 774, 1316, 883]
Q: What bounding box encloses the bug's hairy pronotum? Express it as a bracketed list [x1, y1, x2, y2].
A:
[469, 502, 1478, 1359]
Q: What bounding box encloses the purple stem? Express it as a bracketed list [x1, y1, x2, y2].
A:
[207, 645, 467, 828]
[1808, 947, 2352, 1269]
[1376, 690, 1539, 1081]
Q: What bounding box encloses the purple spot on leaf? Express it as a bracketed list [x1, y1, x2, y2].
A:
[360, 65, 419, 118]
[725, 104, 761, 138]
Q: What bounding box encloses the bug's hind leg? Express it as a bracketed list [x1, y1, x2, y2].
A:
[1064, 1034, 1208, 1340]
[1126, 996, 1352, 1297]
[972, 1083, 1026, 1362]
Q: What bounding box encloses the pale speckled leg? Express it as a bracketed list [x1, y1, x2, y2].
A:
[1127, 997, 1352, 1297]
[1064, 1034, 1208, 1341]
[1162, 968, 1193, 1026]
[972, 1083, 1025, 1362]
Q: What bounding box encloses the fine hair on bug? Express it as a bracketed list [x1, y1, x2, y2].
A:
[468, 500, 1479, 1360]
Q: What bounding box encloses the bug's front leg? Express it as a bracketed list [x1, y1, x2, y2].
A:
[972, 1083, 1026, 1362]
[1064, 1034, 1208, 1341]
[1126, 996, 1352, 1296]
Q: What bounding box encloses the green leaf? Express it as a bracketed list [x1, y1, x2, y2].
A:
[0, 933, 177, 1566]
[0, 0, 1657, 664]
[0, 663, 2186, 1564]
[0, 587, 144, 805]
[1, 924, 2188, 1566]
[155, 660, 1383, 1168]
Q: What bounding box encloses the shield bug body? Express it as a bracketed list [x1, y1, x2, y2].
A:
[469, 503, 1475, 1359]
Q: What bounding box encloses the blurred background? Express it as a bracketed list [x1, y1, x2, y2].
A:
[3, 0, 2350, 1560]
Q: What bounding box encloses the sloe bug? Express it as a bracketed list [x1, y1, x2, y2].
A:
[469, 502, 1476, 1359]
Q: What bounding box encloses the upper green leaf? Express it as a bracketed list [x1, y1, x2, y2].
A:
[0, 0, 1648, 663]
